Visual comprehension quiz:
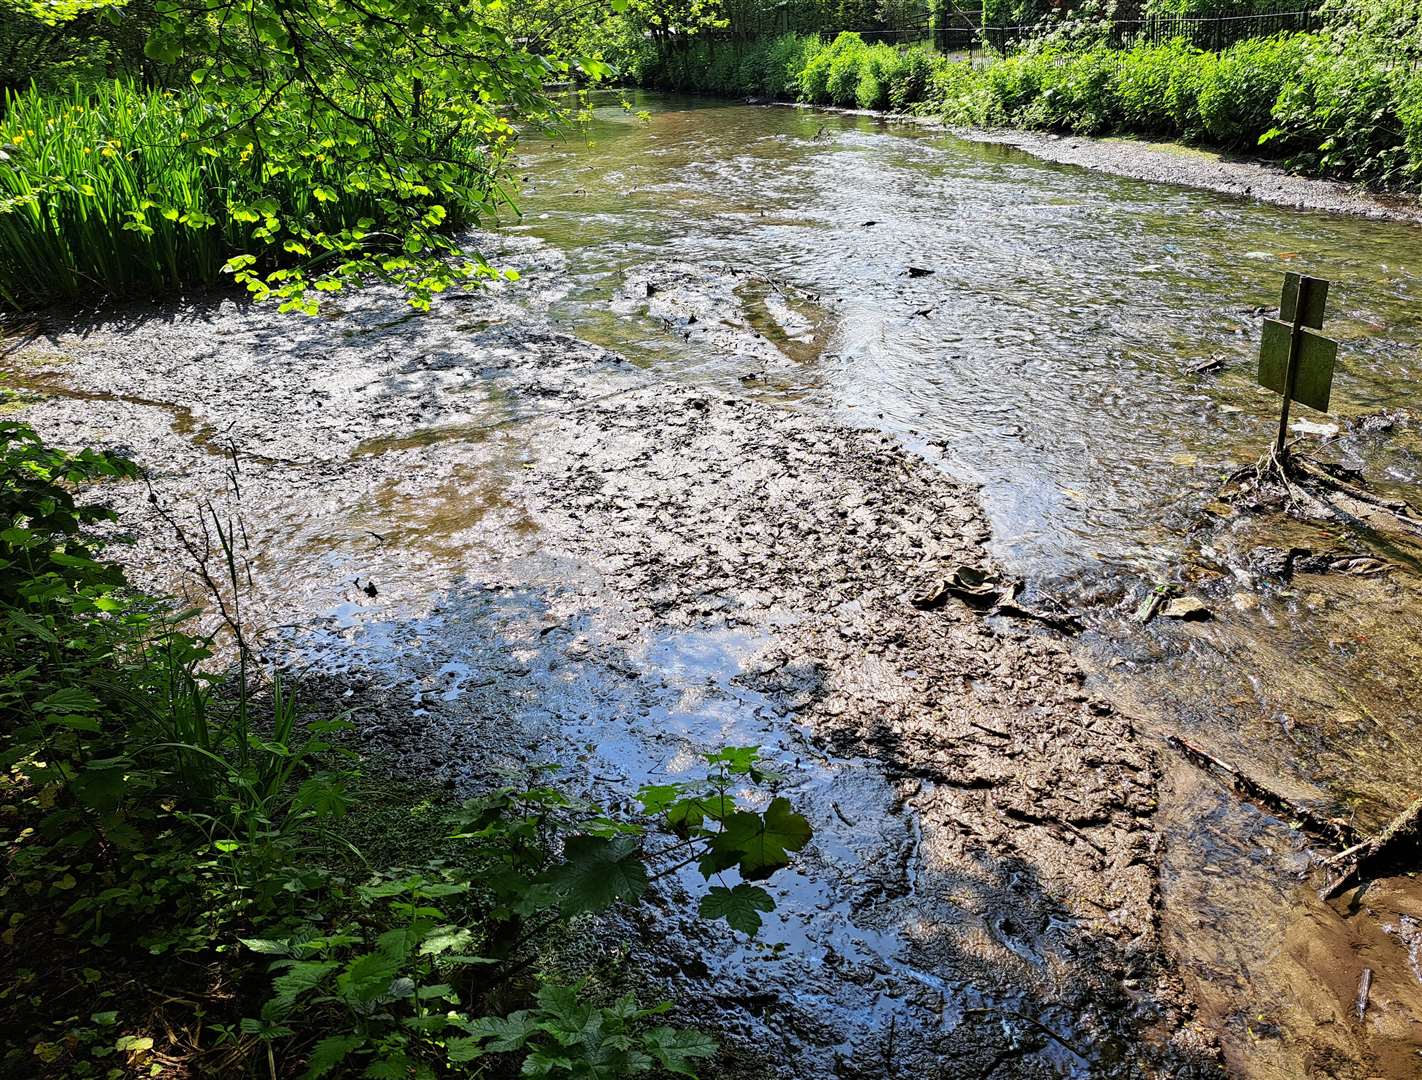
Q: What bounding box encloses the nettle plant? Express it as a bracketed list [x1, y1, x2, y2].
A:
[241, 750, 811, 1078]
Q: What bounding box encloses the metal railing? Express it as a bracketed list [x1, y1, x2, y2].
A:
[716, 5, 1323, 54]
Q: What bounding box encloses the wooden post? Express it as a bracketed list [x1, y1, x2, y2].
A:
[1274, 299, 1306, 459]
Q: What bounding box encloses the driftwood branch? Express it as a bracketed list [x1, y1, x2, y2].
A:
[1320, 796, 1422, 900]
[1169, 734, 1422, 898]
[1166, 735, 1361, 848]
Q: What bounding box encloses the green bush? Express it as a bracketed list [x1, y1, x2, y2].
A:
[0, 80, 500, 311]
[888, 45, 941, 112]
[1197, 33, 1312, 145]
[706, 41, 743, 95]
[825, 33, 871, 106]
[930, 55, 991, 124]
[1403, 73, 1422, 179]
[1115, 38, 1200, 133]
[643, 28, 1419, 191]
[1, 414, 817, 1078]
[765, 33, 820, 99]
[735, 37, 773, 95]
[1265, 35, 1415, 185]
[855, 44, 903, 110]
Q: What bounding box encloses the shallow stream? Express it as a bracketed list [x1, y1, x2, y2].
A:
[12, 88, 1422, 1078]
[505, 92, 1422, 1077]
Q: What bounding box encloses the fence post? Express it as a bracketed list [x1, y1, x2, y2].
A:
[1212, 16, 1222, 52]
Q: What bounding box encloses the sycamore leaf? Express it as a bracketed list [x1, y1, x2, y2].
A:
[708, 798, 811, 880]
[543, 835, 647, 914]
[698, 884, 774, 936]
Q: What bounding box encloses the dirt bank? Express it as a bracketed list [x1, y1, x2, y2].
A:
[951, 128, 1422, 223]
[4, 243, 1219, 1077]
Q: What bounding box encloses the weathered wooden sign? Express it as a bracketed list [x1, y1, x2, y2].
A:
[1258, 272, 1338, 456]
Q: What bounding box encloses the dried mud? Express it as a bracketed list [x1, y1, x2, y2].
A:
[5, 245, 1219, 1077]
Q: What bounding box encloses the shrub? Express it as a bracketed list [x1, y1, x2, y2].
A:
[1403, 72, 1422, 179]
[928, 55, 990, 123]
[1197, 33, 1312, 145]
[736, 37, 773, 95]
[765, 33, 820, 99]
[825, 33, 871, 106]
[1115, 38, 1201, 134]
[797, 34, 837, 102]
[0, 415, 816, 1078]
[888, 45, 941, 112]
[855, 44, 905, 110]
[0, 80, 498, 312]
[1265, 35, 1413, 185]
[706, 41, 743, 95]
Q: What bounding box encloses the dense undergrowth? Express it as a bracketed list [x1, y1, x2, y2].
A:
[0, 0, 581, 315]
[642, 29, 1422, 189]
[0, 413, 811, 1077]
[0, 82, 398, 310]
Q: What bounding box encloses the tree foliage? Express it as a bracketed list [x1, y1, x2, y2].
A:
[2, 0, 619, 312]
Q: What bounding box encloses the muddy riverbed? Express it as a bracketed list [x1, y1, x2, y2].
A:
[6, 261, 1210, 1076]
[8, 92, 1422, 1077]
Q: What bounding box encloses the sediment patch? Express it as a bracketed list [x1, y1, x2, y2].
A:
[6, 249, 1216, 1076]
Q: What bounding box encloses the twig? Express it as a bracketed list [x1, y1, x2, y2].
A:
[1167, 735, 1360, 847]
[1320, 796, 1422, 900]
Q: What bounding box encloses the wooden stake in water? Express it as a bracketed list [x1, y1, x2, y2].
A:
[1257, 272, 1337, 459]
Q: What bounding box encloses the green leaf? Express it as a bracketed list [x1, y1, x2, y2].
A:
[270, 961, 338, 1011]
[38, 686, 99, 713]
[464, 1011, 538, 1054]
[698, 884, 775, 936]
[543, 835, 647, 915]
[708, 798, 812, 880]
[240, 937, 293, 956]
[302, 1034, 366, 1079]
[444, 1036, 485, 1063]
[641, 1027, 716, 1076]
[71, 767, 126, 814]
[336, 951, 401, 1004]
[636, 783, 683, 815]
[418, 926, 474, 957]
[143, 34, 181, 63]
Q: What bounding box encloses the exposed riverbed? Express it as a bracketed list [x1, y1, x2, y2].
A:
[8, 92, 1422, 1077]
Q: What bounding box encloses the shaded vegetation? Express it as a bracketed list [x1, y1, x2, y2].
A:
[0, 414, 812, 1076]
[0, 0, 600, 313]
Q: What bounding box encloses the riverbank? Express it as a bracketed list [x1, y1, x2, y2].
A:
[4, 240, 1220, 1075]
[750, 98, 1422, 222]
[954, 128, 1422, 224]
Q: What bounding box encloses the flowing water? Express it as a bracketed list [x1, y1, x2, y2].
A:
[503, 92, 1422, 1077]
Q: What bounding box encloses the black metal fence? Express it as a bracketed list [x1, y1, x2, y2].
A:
[973, 8, 1321, 52]
[726, 5, 1324, 55]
